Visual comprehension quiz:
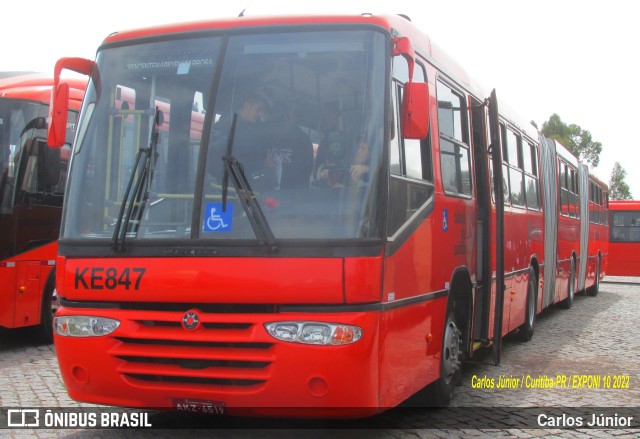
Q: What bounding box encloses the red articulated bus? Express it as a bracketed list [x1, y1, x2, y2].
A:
[47, 13, 607, 416]
[608, 200, 639, 276]
[0, 72, 85, 341]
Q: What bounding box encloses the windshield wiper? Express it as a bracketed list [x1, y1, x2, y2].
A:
[112, 107, 161, 251]
[221, 114, 277, 253]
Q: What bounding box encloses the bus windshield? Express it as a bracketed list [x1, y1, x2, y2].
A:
[62, 29, 386, 245]
[1, 99, 75, 214]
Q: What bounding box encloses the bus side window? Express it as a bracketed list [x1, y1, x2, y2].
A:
[437, 80, 471, 197]
[498, 123, 511, 205]
[387, 59, 434, 237]
[524, 141, 540, 210]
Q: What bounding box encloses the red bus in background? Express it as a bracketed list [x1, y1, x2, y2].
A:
[0, 72, 85, 341]
[608, 200, 640, 276]
[48, 13, 607, 416]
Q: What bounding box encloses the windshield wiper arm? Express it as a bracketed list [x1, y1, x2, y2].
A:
[112, 147, 149, 251]
[221, 114, 277, 253]
[221, 114, 237, 213]
[112, 107, 161, 251]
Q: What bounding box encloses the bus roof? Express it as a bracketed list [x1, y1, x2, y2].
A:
[609, 200, 640, 210]
[0, 72, 86, 110]
[101, 13, 545, 141]
[103, 14, 475, 87]
[588, 172, 608, 189]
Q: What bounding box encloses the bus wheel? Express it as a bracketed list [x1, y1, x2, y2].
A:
[518, 269, 537, 341]
[588, 258, 601, 297]
[561, 259, 576, 309]
[38, 271, 57, 343]
[431, 309, 463, 406]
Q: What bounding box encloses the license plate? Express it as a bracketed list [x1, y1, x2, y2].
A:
[172, 398, 225, 415]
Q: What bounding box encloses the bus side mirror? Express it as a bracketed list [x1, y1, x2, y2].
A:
[393, 36, 429, 139]
[47, 83, 70, 148]
[47, 57, 96, 148]
[402, 81, 429, 139]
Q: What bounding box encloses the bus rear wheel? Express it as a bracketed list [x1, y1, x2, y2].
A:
[518, 269, 537, 341]
[561, 258, 576, 309]
[588, 258, 601, 297]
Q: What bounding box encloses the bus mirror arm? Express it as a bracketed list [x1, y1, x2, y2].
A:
[47, 57, 99, 148]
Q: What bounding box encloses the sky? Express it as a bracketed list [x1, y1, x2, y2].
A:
[3, 0, 638, 197]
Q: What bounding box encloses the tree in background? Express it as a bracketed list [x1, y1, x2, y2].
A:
[541, 114, 602, 168]
[609, 162, 632, 200]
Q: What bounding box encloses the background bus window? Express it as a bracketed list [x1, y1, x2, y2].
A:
[611, 210, 640, 242]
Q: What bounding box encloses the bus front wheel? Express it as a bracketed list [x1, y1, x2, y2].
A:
[38, 271, 57, 343]
[431, 309, 463, 406]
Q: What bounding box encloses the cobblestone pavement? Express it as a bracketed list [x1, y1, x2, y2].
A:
[1, 277, 639, 438]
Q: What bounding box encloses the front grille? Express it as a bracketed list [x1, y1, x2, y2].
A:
[109, 310, 275, 391]
[135, 320, 253, 330]
[116, 355, 270, 369]
[115, 337, 272, 349]
[124, 373, 265, 387]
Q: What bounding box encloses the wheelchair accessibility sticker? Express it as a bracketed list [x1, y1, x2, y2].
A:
[442, 208, 449, 232]
[204, 202, 233, 232]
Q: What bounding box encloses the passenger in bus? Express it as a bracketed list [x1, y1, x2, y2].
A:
[312, 105, 349, 187]
[315, 134, 370, 188]
[349, 135, 370, 187]
[212, 89, 278, 191]
[264, 100, 314, 190]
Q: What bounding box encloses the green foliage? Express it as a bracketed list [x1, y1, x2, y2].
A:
[609, 162, 632, 200]
[541, 114, 602, 168]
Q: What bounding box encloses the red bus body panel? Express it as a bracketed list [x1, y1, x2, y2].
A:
[55, 255, 384, 413]
[0, 244, 55, 329]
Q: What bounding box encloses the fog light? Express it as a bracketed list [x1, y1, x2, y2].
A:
[54, 316, 120, 337]
[265, 321, 362, 345]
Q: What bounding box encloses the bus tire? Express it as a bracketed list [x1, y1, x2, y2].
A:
[37, 270, 57, 343]
[431, 308, 463, 406]
[518, 269, 537, 341]
[561, 258, 576, 309]
[587, 258, 601, 297]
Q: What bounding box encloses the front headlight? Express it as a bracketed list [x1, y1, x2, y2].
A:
[265, 321, 362, 345]
[54, 316, 120, 337]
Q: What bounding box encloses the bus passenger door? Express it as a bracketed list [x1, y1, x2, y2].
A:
[13, 138, 64, 254]
[487, 90, 505, 365]
[470, 96, 491, 351]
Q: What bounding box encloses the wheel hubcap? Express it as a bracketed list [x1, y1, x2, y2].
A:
[442, 319, 462, 383]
